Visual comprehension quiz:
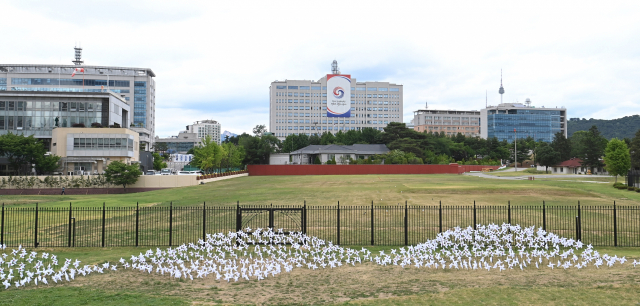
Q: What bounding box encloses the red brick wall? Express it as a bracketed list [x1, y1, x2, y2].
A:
[247, 164, 500, 176]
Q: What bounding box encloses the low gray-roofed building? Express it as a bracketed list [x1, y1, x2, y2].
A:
[290, 144, 389, 164]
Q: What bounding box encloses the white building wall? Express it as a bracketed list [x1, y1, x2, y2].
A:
[269, 77, 403, 140]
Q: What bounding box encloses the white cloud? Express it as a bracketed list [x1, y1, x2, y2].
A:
[2, 0, 640, 134]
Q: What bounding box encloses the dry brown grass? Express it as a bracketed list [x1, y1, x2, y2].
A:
[50, 260, 640, 305]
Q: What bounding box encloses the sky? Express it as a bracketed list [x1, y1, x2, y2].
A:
[1, 0, 640, 137]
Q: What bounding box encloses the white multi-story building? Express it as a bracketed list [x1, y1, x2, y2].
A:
[269, 61, 403, 140]
[413, 109, 481, 137]
[186, 119, 221, 144]
[0, 47, 156, 150]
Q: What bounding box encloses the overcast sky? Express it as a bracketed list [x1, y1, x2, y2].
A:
[2, 0, 639, 137]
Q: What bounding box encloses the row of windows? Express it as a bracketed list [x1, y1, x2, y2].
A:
[421, 122, 480, 126]
[0, 101, 104, 112]
[422, 116, 480, 120]
[0, 115, 103, 130]
[275, 122, 391, 131]
[275, 92, 402, 99]
[8, 87, 130, 93]
[0, 78, 6, 86]
[274, 99, 400, 105]
[276, 85, 400, 92]
[274, 112, 401, 118]
[11, 78, 130, 87]
[73, 137, 134, 151]
[274, 128, 387, 137]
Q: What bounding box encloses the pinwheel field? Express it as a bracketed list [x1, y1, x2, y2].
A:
[1, 174, 639, 305]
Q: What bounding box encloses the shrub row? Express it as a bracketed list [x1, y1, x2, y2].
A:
[197, 170, 247, 180]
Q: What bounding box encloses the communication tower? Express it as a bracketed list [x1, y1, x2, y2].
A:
[73, 46, 84, 66]
[331, 60, 340, 74]
[498, 69, 505, 104]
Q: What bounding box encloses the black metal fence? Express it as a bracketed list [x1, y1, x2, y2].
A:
[1, 202, 639, 248]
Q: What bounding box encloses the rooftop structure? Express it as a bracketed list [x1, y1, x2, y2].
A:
[412, 108, 481, 136]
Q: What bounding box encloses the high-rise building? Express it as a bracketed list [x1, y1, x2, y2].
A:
[480, 101, 567, 142]
[413, 109, 481, 137]
[0, 91, 131, 150]
[269, 61, 403, 140]
[0, 47, 156, 149]
[186, 120, 221, 144]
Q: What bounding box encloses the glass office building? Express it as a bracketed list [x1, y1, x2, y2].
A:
[481, 103, 567, 143]
[0, 64, 156, 145]
[0, 91, 130, 150]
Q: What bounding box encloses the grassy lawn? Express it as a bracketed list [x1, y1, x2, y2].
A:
[0, 245, 638, 306]
[1, 174, 638, 208]
[1, 174, 639, 304]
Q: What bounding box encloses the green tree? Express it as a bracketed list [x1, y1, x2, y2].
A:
[152, 152, 167, 171]
[35, 154, 61, 175]
[104, 161, 142, 191]
[191, 135, 223, 173]
[239, 133, 281, 165]
[551, 132, 572, 161]
[536, 143, 561, 174]
[320, 132, 335, 145]
[629, 129, 640, 170]
[220, 143, 245, 170]
[578, 126, 608, 172]
[604, 138, 631, 183]
[0, 133, 60, 175]
[252, 124, 267, 137]
[153, 142, 168, 154]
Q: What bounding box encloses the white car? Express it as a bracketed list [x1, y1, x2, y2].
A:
[177, 171, 199, 175]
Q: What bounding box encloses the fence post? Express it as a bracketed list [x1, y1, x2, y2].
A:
[473, 201, 477, 230]
[370, 201, 374, 246]
[303, 200, 307, 235]
[169, 202, 173, 247]
[542, 201, 546, 231]
[68, 203, 72, 247]
[34, 203, 38, 248]
[337, 202, 340, 245]
[101, 202, 106, 247]
[439, 201, 442, 233]
[1, 203, 4, 247]
[577, 202, 581, 241]
[575, 216, 580, 241]
[613, 201, 617, 247]
[508, 201, 512, 225]
[236, 201, 242, 232]
[404, 201, 408, 246]
[135, 202, 139, 247]
[202, 202, 206, 241]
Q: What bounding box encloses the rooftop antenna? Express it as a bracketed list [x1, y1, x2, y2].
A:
[485, 90, 487, 108]
[425, 101, 428, 109]
[331, 60, 340, 74]
[73, 44, 84, 66]
[525, 98, 531, 108]
[498, 69, 504, 104]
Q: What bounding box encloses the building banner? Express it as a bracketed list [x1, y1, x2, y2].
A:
[326, 74, 351, 117]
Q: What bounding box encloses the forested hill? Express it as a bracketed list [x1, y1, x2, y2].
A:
[568, 115, 640, 139]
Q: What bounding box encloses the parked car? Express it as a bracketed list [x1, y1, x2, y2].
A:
[160, 168, 173, 175]
[177, 171, 199, 175]
[145, 170, 156, 175]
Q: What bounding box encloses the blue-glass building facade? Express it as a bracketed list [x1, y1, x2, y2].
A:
[481, 104, 567, 143]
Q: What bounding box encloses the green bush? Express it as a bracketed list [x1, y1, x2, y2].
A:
[523, 168, 546, 174]
[627, 186, 635, 191]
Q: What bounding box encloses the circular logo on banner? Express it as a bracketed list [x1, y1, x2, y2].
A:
[333, 87, 345, 99]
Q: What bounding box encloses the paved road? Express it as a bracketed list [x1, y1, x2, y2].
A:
[464, 171, 612, 181]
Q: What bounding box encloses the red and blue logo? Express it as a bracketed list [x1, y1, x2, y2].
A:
[333, 87, 345, 99]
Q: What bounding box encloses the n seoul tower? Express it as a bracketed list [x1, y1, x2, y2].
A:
[498, 69, 505, 104]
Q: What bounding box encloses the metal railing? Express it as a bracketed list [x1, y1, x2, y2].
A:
[1, 201, 638, 247]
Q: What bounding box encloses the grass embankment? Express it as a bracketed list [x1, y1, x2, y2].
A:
[0, 174, 637, 208]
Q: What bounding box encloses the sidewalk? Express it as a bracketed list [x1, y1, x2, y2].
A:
[200, 173, 249, 183]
